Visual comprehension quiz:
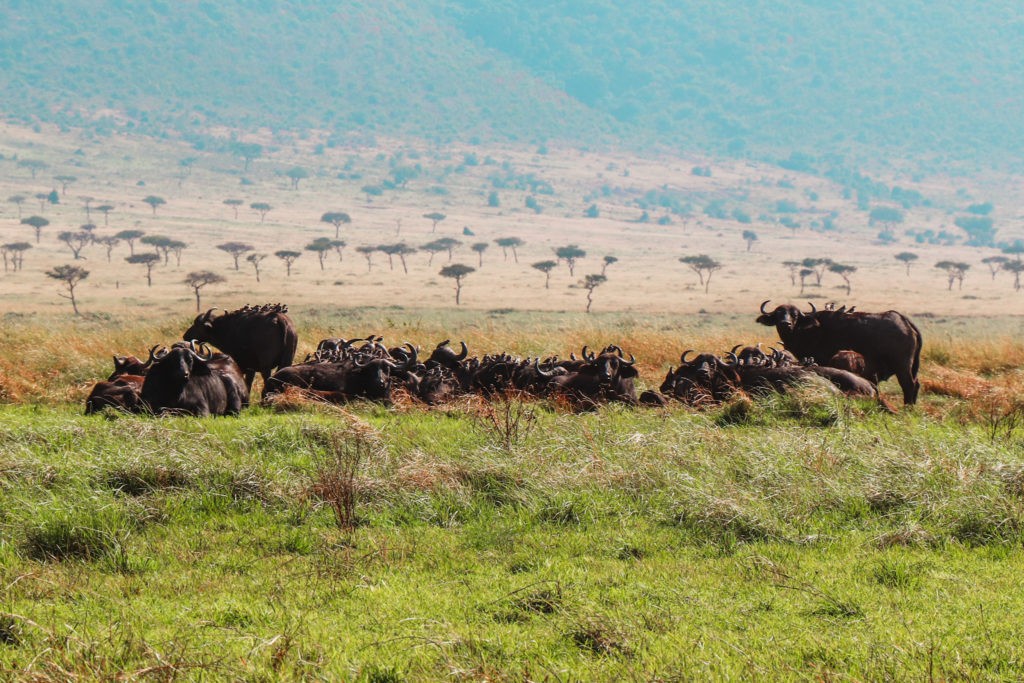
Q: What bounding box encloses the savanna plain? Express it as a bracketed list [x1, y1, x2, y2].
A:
[1, 123, 1024, 680]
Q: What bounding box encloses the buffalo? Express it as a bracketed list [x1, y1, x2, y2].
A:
[757, 301, 922, 405]
[85, 348, 158, 414]
[141, 342, 249, 416]
[183, 304, 298, 391]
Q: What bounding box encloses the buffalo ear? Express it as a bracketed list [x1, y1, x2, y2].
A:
[619, 364, 639, 378]
[755, 314, 775, 326]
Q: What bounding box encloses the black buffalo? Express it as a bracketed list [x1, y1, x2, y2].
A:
[141, 343, 249, 416]
[538, 346, 639, 407]
[183, 304, 298, 391]
[757, 301, 922, 405]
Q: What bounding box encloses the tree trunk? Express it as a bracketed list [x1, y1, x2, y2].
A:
[455, 280, 462, 305]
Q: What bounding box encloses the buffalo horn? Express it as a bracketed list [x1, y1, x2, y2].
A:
[150, 345, 169, 362]
[760, 299, 770, 314]
[680, 350, 695, 364]
[807, 301, 817, 313]
[533, 359, 554, 378]
[456, 341, 468, 361]
[730, 343, 743, 354]
[437, 339, 450, 349]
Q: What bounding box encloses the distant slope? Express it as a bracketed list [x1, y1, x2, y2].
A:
[1, 1, 1022, 163]
[0, 0, 616, 143]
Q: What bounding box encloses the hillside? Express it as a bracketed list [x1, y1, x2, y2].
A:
[1, 1, 1023, 164]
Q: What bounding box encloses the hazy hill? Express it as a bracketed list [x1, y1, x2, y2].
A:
[1, 1, 1022, 164]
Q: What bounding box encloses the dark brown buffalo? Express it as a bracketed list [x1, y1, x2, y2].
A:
[182, 304, 298, 391]
[85, 375, 146, 414]
[141, 343, 249, 416]
[757, 301, 922, 404]
[538, 347, 639, 407]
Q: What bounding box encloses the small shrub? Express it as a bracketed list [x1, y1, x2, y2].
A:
[306, 423, 383, 531]
[570, 616, 632, 656]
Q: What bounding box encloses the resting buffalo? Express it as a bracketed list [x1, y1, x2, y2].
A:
[757, 301, 922, 404]
[538, 346, 639, 407]
[183, 304, 298, 390]
[263, 354, 415, 404]
[141, 343, 249, 416]
[85, 348, 159, 414]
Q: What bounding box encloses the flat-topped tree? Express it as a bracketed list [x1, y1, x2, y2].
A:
[81, 196, 94, 220]
[495, 236, 524, 263]
[1002, 260, 1024, 291]
[21, 216, 49, 243]
[440, 263, 475, 305]
[126, 253, 161, 286]
[184, 271, 226, 313]
[306, 237, 333, 271]
[275, 250, 301, 276]
[471, 242, 489, 267]
[250, 202, 272, 223]
[286, 166, 309, 190]
[680, 254, 722, 293]
[894, 251, 918, 275]
[0, 244, 10, 273]
[356, 245, 377, 273]
[581, 273, 607, 313]
[321, 211, 351, 239]
[555, 244, 586, 277]
[420, 240, 447, 266]
[1001, 240, 1024, 261]
[142, 195, 166, 216]
[799, 268, 814, 295]
[423, 212, 446, 233]
[392, 243, 416, 274]
[218, 242, 254, 270]
[4, 243, 31, 271]
[223, 198, 244, 219]
[8, 195, 26, 218]
[435, 237, 461, 262]
[58, 230, 91, 260]
[168, 240, 187, 267]
[532, 260, 557, 289]
[935, 261, 970, 290]
[54, 175, 76, 197]
[801, 257, 832, 286]
[115, 229, 145, 256]
[18, 159, 46, 179]
[868, 207, 904, 231]
[141, 235, 174, 264]
[231, 142, 262, 171]
[742, 230, 758, 252]
[246, 253, 267, 283]
[34, 192, 50, 211]
[782, 260, 801, 286]
[329, 239, 346, 262]
[378, 243, 400, 271]
[828, 262, 857, 294]
[46, 265, 88, 315]
[95, 204, 115, 225]
[601, 255, 618, 275]
[96, 235, 119, 262]
[982, 256, 1009, 280]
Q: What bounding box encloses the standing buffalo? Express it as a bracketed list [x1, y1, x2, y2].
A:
[182, 304, 298, 391]
[757, 301, 922, 405]
[141, 343, 249, 416]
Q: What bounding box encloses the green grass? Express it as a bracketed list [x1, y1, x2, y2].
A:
[1, 396, 1024, 679]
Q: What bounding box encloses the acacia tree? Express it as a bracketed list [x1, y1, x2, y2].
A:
[96, 204, 115, 225]
[783, 260, 801, 286]
[275, 250, 301, 276]
[184, 271, 226, 313]
[802, 257, 833, 286]
[330, 239, 346, 262]
[251, 202, 272, 222]
[581, 273, 607, 313]
[46, 265, 88, 315]
[392, 243, 416, 274]
[440, 263, 475, 305]
[423, 212, 446, 233]
[321, 211, 351, 239]
[495, 236, 524, 263]
[54, 175, 77, 196]
[218, 242, 254, 270]
[982, 255, 1009, 280]
[306, 237, 333, 270]
[126, 253, 161, 286]
[742, 230, 758, 252]
[8, 195, 26, 218]
[21, 215, 49, 243]
[223, 198, 244, 219]
[555, 244, 586, 277]
[58, 230, 91, 260]
[246, 253, 267, 282]
[168, 239, 187, 267]
[286, 166, 309, 190]
[141, 235, 174, 264]
[4, 243, 31, 271]
[935, 261, 970, 290]
[601, 255, 618, 275]
[799, 268, 814, 295]
[828, 262, 857, 294]
[471, 242, 489, 267]
[420, 240, 447, 266]
[894, 251, 918, 276]
[142, 195, 166, 216]
[868, 207, 904, 232]
[1002, 260, 1024, 291]
[532, 260, 557, 289]
[18, 159, 46, 179]
[680, 254, 722, 293]
[356, 245, 377, 272]
[436, 237, 461, 262]
[97, 235, 120, 262]
[115, 229, 145, 256]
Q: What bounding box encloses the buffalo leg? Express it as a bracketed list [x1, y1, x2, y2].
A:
[897, 369, 919, 405]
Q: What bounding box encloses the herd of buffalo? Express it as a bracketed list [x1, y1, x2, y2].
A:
[84, 301, 924, 416]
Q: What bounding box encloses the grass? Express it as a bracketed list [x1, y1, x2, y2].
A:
[0, 389, 1022, 678]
